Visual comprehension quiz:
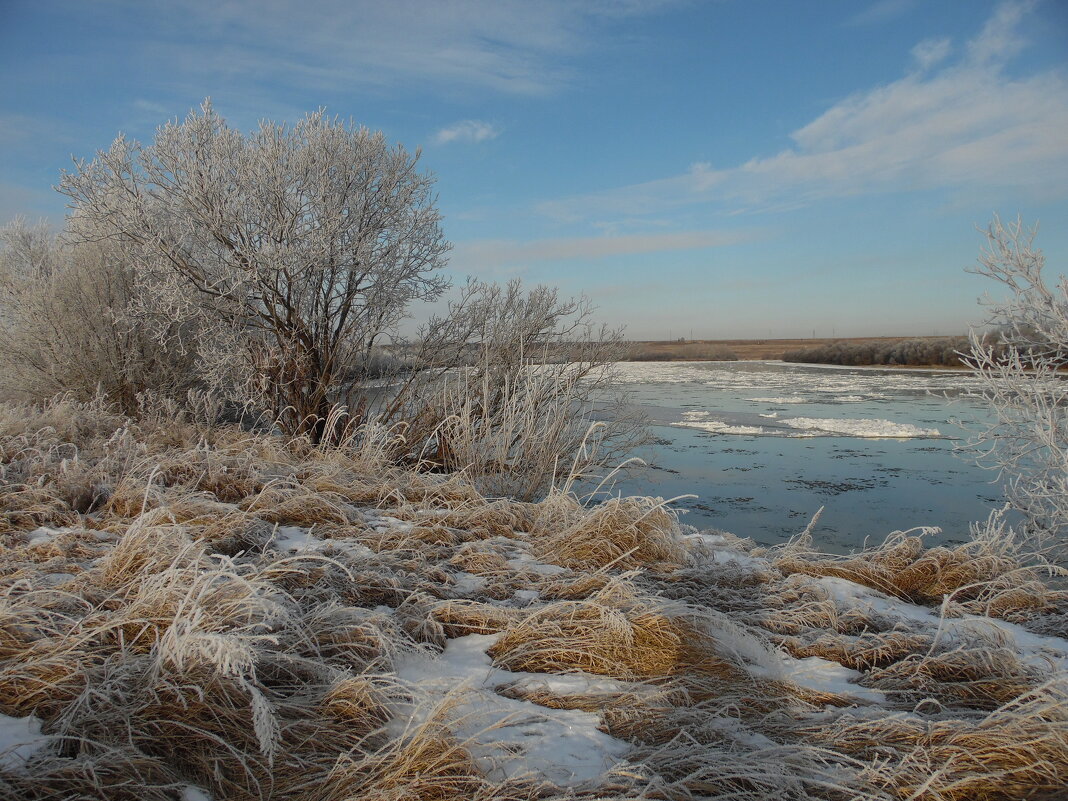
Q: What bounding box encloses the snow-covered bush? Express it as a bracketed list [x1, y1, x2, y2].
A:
[0, 219, 198, 411]
[965, 216, 1068, 558]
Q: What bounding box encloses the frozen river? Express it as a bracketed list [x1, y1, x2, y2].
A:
[604, 360, 1002, 553]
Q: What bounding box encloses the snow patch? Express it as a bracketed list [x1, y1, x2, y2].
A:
[273, 526, 322, 551]
[368, 514, 415, 533]
[513, 589, 540, 604]
[26, 526, 70, 546]
[0, 713, 50, 771]
[684, 532, 769, 570]
[815, 576, 1068, 670]
[449, 571, 487, 595]
[393, 634, 631, 786]
[774, 655, 885, 704]
[272, 526, 374, 559]
[505, 549, 567, 576]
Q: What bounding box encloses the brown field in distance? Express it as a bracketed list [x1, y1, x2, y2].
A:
[628, 335, 962, 361]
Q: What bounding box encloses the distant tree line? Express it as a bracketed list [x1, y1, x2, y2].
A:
[782, 337, 969, 367]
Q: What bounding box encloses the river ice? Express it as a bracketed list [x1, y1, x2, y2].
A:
[603, 361, 1000, 552]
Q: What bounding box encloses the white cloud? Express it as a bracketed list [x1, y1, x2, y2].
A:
[540, 1, 1068, 221]
[433, 120, 501, 145]
[453, 228, 758, 271]
[911, 37, 952, 71]
[105, 0, 685, 96]
[967, 0, 1034, 65]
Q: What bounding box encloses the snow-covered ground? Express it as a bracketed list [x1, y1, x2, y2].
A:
[393, 633, 633, 785]
[0, 713, 50, 771]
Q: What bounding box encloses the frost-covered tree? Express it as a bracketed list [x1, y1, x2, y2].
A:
[58, 101, 449, 441]
[965, 216, 1068, 557]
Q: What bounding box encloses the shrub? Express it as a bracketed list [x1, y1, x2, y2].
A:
[0, 219, 199, 411]
[963, 216, 1068, 558]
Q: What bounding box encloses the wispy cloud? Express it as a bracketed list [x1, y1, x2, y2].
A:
[966, 0, 1034, 64]
[453, 228, 758, 271]
[910, 37, 952, 71]
[0, 113, 75, 147]
[847, 0, 918, 27]
[540, 1, 1068, 222]
[433, 120, 500, 145]
[100, 0, 684, 97]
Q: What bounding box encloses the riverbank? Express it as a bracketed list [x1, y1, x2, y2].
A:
[631, 336, 967, 364]
[1, 397, 1065, 799]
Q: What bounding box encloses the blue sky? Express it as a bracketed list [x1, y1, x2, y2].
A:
[2, 0, 1066, 339]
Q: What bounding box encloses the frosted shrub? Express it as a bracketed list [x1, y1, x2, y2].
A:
[965, 216, 1068, 558]
[0, 219, 198, 410]
[382, 279, 646, 500]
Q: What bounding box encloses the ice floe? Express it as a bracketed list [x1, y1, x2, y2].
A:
[671, 420, 766, 435]
[780, 417, 942, 438]
[671, 415, 942, 439]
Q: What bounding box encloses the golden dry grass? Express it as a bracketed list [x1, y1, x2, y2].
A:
[809, 683, 1068, 800]
[1, 396, 1066, 801]
[773, 529, 1066, 621]
[529, 491, 686, 573]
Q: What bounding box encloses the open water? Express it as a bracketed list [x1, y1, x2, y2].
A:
[605, 360, 1002, 553]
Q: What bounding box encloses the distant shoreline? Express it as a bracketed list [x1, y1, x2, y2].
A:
[628, 335, 968, 366]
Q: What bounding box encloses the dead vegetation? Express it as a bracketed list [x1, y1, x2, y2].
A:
[771, 526, 1067, 621]
[1, 396, 1066, 800]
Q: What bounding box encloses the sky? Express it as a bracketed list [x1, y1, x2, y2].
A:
[1, 0, 1067, 339]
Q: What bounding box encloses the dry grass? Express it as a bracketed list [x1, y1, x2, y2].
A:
[779, 629, 933, 671]
[809, 683, 1068, 800]
[314, 704, 489, 801]
[865, 647, 1043, 710]
[488, 598, 686, 679]
[1, 396, 1066, 800]
[530, 491, 686, 572]
[773, 528, 1066, 621]
[432, 600, 519, 638]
